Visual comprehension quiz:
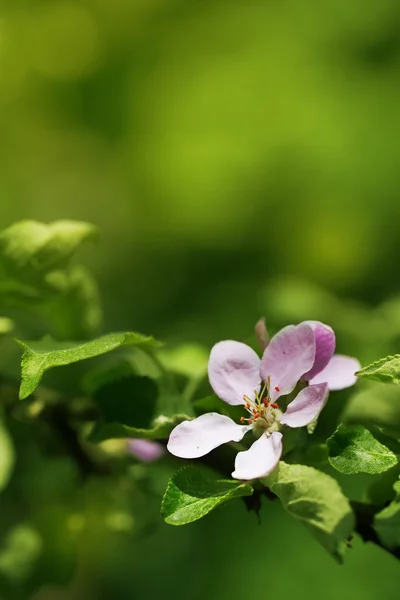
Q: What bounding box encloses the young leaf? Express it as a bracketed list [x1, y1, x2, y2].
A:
[161, 466, 253, 525]
[16, 332, 162, 399]
[374, 479, 400, 550]
[327, 424, 398, 474]
[263, 461, 355, 562]
[356, 355, 400, 384]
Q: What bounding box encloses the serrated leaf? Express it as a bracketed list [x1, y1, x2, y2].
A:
[161, 466, 253, 525]
[263, 461, 355, 561]
[327, 424, 398, 474]
[374, 479, 400, 550]
[90, 414, 189, 442]
[16, 332, 162, 399]
[356, 355, 400, 384]
[343, 383, 400, 439]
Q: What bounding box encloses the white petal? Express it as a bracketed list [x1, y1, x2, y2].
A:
[208, 340, 262, 405]
[167, 413, 249, 459]
[309, 354, 361, 391]
[279, 383, 329, 428]
[260, 323, 316, 400]
[232, 432, 282, 480]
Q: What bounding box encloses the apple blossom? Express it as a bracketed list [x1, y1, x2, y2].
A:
[167, 321, 360, 481]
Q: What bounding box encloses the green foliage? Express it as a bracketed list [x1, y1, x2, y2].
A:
[16, 331, 162, 399]
[0, 220, 97, 276]
[0, 525, 42, 592]
[161, 466, 253, 525]
[94, 375, 158, 428]
[0, 213, 399, 598]
[0, 318, 14, 336]
[0, 220, 103, 340]
[364, 465, 400, 505]
[0, 417, 15, 492]
[264, 462, 355, 562]
[43, 265, 103, 339]
[90, 414, 189, 442]
[327, 424, 398, 475]
[158, 343, 208, 380]
[374, 479, 400, 550]
[357, 355, 400, 384]
[342, 384, 400, 440]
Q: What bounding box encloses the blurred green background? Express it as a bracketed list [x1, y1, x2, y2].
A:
[1, 0, 400, 598]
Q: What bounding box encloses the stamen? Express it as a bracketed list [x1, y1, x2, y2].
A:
[240, 416, 245, 423]
[271, 403, 279, 409]
[275, 386, 280, 392]
[263, 398, 269, 407]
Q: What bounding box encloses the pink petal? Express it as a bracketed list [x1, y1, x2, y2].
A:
[208, 340, 261, 406]
[231, 432, 282, 480]
[167, 413, 249, 459]
[309, 354, 361, 391]
[302, 321, 336, 381]
[127, 439, 165, 462]
[260, 323, 316, 400]
[279, 383, 329, 428]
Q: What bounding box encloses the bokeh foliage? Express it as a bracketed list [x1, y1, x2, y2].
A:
[1, 0, 400, 598]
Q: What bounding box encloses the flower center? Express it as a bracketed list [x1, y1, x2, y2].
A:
[240, 376, 282, 433]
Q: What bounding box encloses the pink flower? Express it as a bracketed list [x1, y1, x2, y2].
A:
[167, 321, 360, 480]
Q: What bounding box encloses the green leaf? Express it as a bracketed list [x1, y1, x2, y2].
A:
[161, 465, 253, 525]
[0, 220, 97, 276]
[0, 318, 13, 336]
[327, 424, 398, 474]
[0, 417, 15, 492]
[90, 413, 189, 442]
[16, 331, 162, 399]
[356, 355, 400, 384]
[264, 461, 355, 561]
[343, 383, 400, 439]
[374, 479, 400, 550]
